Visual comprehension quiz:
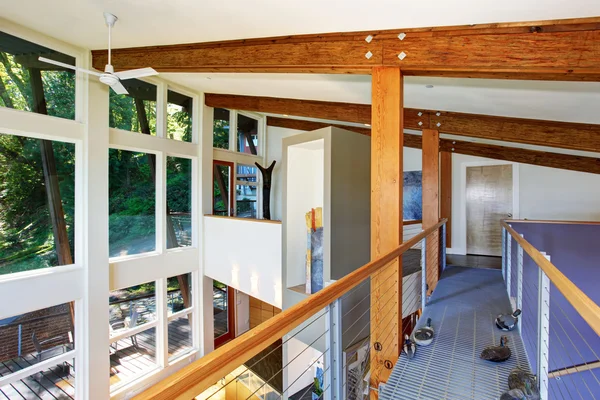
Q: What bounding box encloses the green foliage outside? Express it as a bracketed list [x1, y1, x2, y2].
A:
[0, 52, 193, 282]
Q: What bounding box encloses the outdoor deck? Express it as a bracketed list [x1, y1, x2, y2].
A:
[380, 266, 531, 400]
[0, 318, 192, 399]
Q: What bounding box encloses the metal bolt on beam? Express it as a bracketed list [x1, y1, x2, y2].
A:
[436, 112, 441, 117]
[365, 35, 373, 43]
[436, 122, 441, 127]
[417, 111, 423, 116]
[398, 33, 406, 40]
[365, 51, 373, 59]
[398, 52, 407, 60]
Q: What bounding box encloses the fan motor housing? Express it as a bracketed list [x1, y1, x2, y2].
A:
[99, 74, 119, 87]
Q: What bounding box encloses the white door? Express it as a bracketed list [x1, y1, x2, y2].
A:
[466, 164, 513, 256]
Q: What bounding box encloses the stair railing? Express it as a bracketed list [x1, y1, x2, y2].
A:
[132, 219, 446, 400]
[501, 220, 600, 400]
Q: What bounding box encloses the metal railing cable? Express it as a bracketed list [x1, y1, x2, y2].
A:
[503, 222, 600, 400]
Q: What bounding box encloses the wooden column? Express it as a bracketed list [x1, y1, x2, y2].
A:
[440, 151, 452, 248]
[370, 67, 403, 393]
[422, 129, 440, 294]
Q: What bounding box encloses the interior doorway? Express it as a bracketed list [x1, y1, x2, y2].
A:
[466, 164, 514, 256]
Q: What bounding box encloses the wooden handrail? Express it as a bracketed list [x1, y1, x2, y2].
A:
[403, 220, 422, 226]
[505, 219, 600, 226]
[133, 219, 447, 400]
[502, 221, 600, 336]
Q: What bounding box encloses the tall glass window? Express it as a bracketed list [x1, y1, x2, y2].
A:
[237, 114, 259, 155]
[109, 149, 156, 258]
[167, 90, 192, 142]
[167, 156, 192, 249]
[109, 79, 157, 135]
[0, 31, 76, 120]
[213, 108, 230, 149]
[0, 133, 75, 275]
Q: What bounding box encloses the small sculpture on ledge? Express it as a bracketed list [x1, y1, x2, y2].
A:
[255, 160, 276, 220]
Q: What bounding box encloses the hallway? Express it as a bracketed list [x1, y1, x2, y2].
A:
[380, 266, 531, 400]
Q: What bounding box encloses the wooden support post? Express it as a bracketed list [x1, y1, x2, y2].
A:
[440, 151, 452, 248]
[370, 67, 403, 394]
[422, 129, 440, 294]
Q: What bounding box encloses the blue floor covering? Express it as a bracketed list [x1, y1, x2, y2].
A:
[380, 266, 531, 400]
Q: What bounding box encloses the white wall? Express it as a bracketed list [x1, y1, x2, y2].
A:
[285, 141, 325, 287]
[283, 337, 324, 397]
[266, 126, 423, 221]
[203, 216, 283, 308]
[266, 126, 304, 220]
[451, 153, 600, 254]
[235, 290, 250, 336]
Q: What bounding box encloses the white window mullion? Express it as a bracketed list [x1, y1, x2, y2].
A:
[230, 110, 238, 152]
[156, 81, 168, 139]
[156, 152, 166, 253]
[156, 278, 169, 368]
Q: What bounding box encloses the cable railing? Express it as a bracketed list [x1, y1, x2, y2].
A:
[133, 219, 447, 400]
[501, 220, 600, 400]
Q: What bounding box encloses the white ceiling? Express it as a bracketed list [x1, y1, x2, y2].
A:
[3, 0, 600, 124]
[2, 0, 600, 49]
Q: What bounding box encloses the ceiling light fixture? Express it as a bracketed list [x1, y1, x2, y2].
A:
[283, 114, 289, 117]
[364, 123, 371, 127]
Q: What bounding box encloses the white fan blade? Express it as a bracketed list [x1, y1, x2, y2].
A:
[111, 81, 129, 95]
[38, 56, 103, 77]
[114, 67, 158, 80]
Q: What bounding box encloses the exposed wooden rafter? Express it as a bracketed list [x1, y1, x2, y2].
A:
[267, 116, 600, 175]
[207, 93, 600, 153]
[91, 17, 600, 81]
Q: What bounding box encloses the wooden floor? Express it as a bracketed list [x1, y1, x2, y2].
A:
[0, 318, 192, 398]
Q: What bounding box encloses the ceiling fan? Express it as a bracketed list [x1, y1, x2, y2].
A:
[39, 12, 158, 95]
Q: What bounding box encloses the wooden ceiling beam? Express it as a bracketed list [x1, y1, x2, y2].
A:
[91, 17, 600, 81]
[210, 94, 600, 153]
[266, 117, 600, 175]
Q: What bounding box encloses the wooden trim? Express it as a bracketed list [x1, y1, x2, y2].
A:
[204, 214, 282, 224]
[440, 152, 452, 248]
[267, 117, 600, 175]
[439, 139, 600, 175]
[132, 219, 446, 400]
[422, 129, 440, 293]
[501, 221, 600, 337]
[221, 94, 600, 154]
[370, 67, 403, 391]
[92, 17, 600, 80]
[548, 360, 600, 378]
[505, 219, 600, 225]
[403, 220, 422, 226]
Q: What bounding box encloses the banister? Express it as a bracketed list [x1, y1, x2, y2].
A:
[501, 220, 600, 336]
[133, 219, 447, 400]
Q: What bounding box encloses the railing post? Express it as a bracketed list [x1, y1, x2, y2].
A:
[17, 324, 22, 357]
[517, 234, 524, 334]
[537, 253, 551, 400]
[502, 227, 506, 281]
[441, 223, 447, 271]
[421, 236, 427, 310]
[506, 227, 512, 296]
[326, 299, 343, 400]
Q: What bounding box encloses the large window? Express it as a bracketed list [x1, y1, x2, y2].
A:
[236, 164, 258, 218]
[109, 282, 157, 390]
[0, 303, 76, 398]
[0, 31, 76, 120]
[237, 114, 259, 155]
[0, 133, 75, 275]
[167, 157, 192, 249]
[109, 79, 157, 135]
[213, 108, 230, 149]
[213, 281, 235, 347]
[167, 273, 193, 360]
[167, 90, 193, 142]
[213, 160, 234, 216]
[109, 149, 156, 258]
